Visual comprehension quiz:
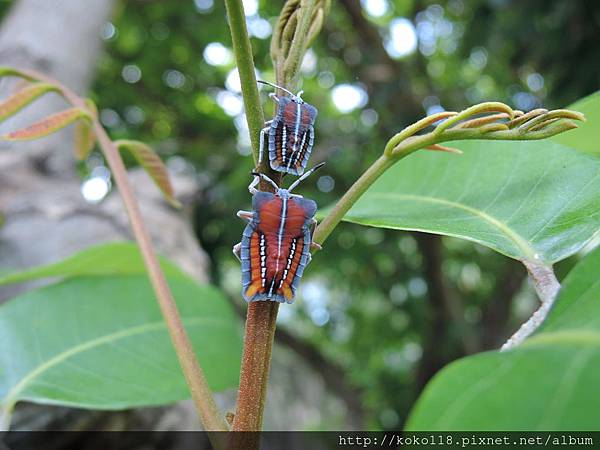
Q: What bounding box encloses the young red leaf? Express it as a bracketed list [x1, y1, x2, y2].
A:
[1, 107, 91, 141]
[114, 139, 181, 208]
[0, 83, 59, 122]
[73, 120, 96, 160]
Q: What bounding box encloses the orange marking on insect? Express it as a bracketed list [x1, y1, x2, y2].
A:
[281, 284, 293, 301]
[245, 281, 262, 298]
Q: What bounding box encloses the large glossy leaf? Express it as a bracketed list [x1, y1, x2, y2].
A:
[342, 140, 600, 264]
[0, 274, 242, 414]
[405, 246, 600, 431]
[0, 241, 183, 286]
[552, 91, 600, 157]
[0, 243, 242, 422]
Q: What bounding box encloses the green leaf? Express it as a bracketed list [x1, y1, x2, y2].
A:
[341, 140, 600, 264]
[552, 90, 600, 157]
[0, 275, 242, 413]
[115, 140, 181, 208]
[0, 67, 37, 81]
[0, 242, 184, 286]
[405, 246, 600, 431]
[1, 107, 91, 141]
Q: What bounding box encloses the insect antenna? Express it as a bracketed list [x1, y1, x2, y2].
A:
[288, 162, 326, 193]
[251, 171, 280, 191]
[257, 80, 302, 100]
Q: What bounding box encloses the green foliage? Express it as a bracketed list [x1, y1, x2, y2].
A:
[0, 244, 242, 416]
[552, 91, 600, 157]
[0, 242, 183, 285]
[1, 0, 599, 431]
[341, 139, 600, 264]
[406, 245, 600, 431]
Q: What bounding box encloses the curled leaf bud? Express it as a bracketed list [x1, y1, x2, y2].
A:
[271, 0, 330, 87]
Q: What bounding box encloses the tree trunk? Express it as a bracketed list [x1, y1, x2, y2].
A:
[0, 0, 210, 300]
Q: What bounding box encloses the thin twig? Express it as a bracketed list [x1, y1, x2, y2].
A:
[92, 122, 227, 430]
[283, 0, 317, 87]
[3, 67, 228, 432]
[501, 260, 561, 351]
[315, 104, 584, 249]
[224, 0, 265, 168]
[314, 154, 395, 245]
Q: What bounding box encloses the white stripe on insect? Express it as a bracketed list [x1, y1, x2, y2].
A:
[287, 128, 307, 171]
[281, 124, 287, 164]
[293, 101, 302, 150]
[260, 234, 267, 287]
[284, 101, 301, 171]
[280, 238, 297, 288]
[269, 196, 287, 298]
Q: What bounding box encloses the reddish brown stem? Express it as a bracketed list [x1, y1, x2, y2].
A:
[7, 67, 228, 432]
[92, 122, 227, 431]
[232, 302, 279, 432]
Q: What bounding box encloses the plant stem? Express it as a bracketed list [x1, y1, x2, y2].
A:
[232, 303, 279, 432]
[225, 0, 320, 437]
[522, 259, 561, 305]
[501, 260, 561, 351]
[92, 121, 228, 431]
[313, 154, 395, 245]
[224, 0, 265, 168]
[6, 67, 228, 432]
[226, 0, 282, 437]
[283, 0, 316, 87]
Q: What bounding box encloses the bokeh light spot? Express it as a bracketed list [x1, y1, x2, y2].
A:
[242, 0, 258, 16]
[386, 18, 417, 58]
[81, 177, 110, 203]
[194, 0, 213, 13]
[317, 175, 335, 193]
[331, 83, 368, 113]
[216, 90, 244, 116]
[203, 42, 233, 66]
[121, 64, 141, 84]
[361, 0, 389, 17]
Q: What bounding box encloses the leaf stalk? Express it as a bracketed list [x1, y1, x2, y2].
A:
[0, 67, 227, 432]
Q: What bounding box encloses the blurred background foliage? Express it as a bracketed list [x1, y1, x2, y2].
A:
[4, 0, 598, 430]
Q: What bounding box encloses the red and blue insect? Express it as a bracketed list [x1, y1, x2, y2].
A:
[233, 164, 324, 303]
[258, 80, 318, 176]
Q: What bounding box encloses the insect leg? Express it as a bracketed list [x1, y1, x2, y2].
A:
[237, 210, 254, 222]
[258, 125, 270, 166]
[232, 242, 242, 262]
[247, 175, 260, 195]
[308, 219, 322, 251]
